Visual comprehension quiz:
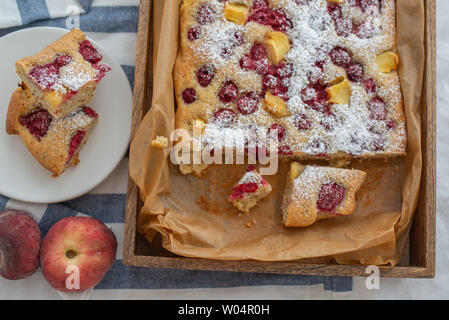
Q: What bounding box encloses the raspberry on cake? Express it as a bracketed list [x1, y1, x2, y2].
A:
[15, 28, 110, 118]
[282, 162, 366, 227]
[6, 87, 99, 177]
[229, 166, 272, 214]
[174, 0, 407, 175]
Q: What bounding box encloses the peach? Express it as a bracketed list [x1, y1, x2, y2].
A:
[40, 216, 117, 293]
[326, 77, 351, 105]
[264, 31, 291, 65]
[264, 92, 290, 117]
[0, 211, 41, 280]
[224, 2, 249, 25]
[376, 51, 399, 73]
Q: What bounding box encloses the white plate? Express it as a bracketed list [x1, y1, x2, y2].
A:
[0, 27, 132, 203]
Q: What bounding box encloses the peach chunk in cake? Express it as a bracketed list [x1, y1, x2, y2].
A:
[6, 87, 99, 177]
[282, 162, 366, 227]
[15, 28, 110, 118]
[174, 0, 406, 173]
[229, 166, 272, 214]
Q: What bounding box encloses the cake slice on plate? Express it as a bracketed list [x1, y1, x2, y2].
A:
[6, 86, 99, 177]
[282, 162, 366, 227]
[229, 166, 272, 214]
[15, 28, 110, 118]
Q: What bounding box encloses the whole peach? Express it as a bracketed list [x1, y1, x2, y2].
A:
[0, 211, 41, 280]
[40, 216, 117, 293]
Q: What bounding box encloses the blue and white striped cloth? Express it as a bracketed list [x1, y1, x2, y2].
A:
[0, 0, 352, 299]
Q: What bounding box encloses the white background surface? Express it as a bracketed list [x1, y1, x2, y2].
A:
[0, 0, 447, 299]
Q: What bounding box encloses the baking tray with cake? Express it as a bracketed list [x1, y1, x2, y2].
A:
[124, 0, 436, 278]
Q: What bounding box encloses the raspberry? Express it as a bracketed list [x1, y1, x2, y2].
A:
[19, 108, 53, 140]
[329, 46, 352, 68]
[294, 113, 311, 131]
[364, 78, 377, 93]
[268, 123, 286, 141]
[229, 182, 259, 200]
[239, 55, 256, 71]
[346, 62, 363, 83]
[218, 80, 239, 103]
[187, 27, 201, 41]
[212, 108, 236, 127]
[327, 3, 352, 36]
[196, 65, 215, 87]
[68, 130, 86, 161]
[252, 0, 270, 12]
[93, 62, 111, 82]
[250, 43, 267, 61]
[275, 63, 294, 79]
[301, 82, 330, 113]
[196, 4, 216, 25]
[317, 182, 345, 213]
[182, 88, 197, 104]
[354, 21, 375, 39]
[79, 40, 102, 64]
[55, 55, 73, 67]
[82, 106, 98, 119]
[237, 92, 259, 115]
[368, 96, 387, 120]
[354, 0, 382, 12]
[254, 57, 271, 75]
[262, 74, 278, 91]
[269, 9, 293, 32]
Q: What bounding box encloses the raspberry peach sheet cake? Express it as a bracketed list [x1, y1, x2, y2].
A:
[174, 0, 406, 160]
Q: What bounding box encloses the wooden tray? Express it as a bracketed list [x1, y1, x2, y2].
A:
[123, 0, 436, 278]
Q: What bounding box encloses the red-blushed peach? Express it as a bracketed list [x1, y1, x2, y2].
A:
[0, 211, 41, 280]
[40, 216, 117, 293]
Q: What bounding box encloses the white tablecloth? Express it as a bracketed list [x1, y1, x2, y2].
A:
[0, 0, 447, 299]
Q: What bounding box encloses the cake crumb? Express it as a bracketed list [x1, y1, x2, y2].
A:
[245, 218, 257, 228]
[151, 136, 168, 149]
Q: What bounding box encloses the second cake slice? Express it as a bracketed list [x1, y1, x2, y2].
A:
[6, 87, 99, 177]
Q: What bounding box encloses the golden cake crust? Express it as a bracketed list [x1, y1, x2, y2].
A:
[282, 163, 366, 227]
[174, 0, 406, 164]
[6, 87, 98, 177]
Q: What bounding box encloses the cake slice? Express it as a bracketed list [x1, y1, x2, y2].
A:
[229, 166, 272, 214]
[282, 163, 366, 227]
[6, 87, 99, 177]
[15, 28, 110, 118]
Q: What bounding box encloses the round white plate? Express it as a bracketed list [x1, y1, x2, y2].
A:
[0, 27, 132, 203]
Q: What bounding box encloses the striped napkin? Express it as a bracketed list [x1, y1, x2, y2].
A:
[0, 0, 352, 299]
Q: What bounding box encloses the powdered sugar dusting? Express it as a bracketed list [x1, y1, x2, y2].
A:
[240, 169, 264, 185]
[182, 0, 406, 157]
[59, 63, 94, 91]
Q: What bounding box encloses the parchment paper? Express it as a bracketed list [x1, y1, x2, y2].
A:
[129, 0, 425, 265]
